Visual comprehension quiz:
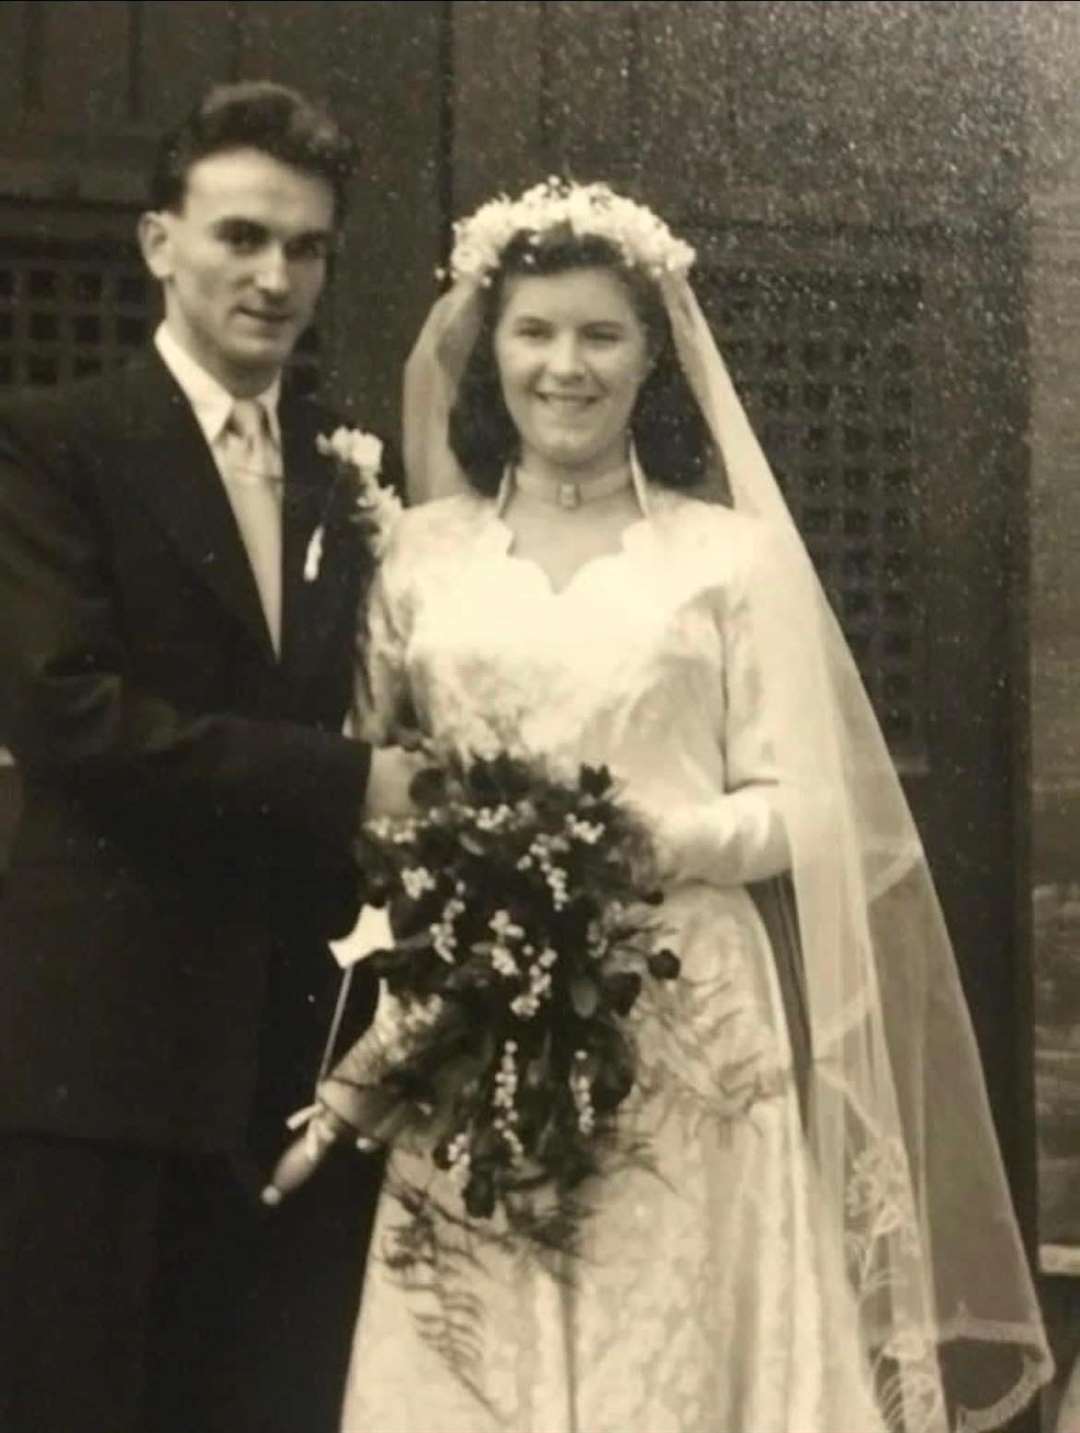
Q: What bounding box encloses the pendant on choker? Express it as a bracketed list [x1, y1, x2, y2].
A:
[513, 464, 632, 509]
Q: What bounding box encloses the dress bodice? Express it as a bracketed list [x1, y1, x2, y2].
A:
[360, 482, 788, 887]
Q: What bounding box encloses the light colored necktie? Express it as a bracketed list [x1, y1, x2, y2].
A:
[221, 398, 283, 655]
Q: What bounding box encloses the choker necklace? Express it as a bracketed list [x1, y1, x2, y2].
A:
[513, 464, 632, 511]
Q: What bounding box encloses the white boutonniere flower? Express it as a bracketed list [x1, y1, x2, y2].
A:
[304, 425, 402, 581]
[319, 426, 385, 473]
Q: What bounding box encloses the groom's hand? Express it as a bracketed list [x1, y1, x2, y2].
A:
[364, 745, 427, 821]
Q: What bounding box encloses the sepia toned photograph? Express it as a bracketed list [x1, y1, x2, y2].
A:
[0, 3, 1077, 1431]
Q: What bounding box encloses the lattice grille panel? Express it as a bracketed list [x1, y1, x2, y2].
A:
[0, 239, 154, 387]
[701, 267, 926, 761]
[0, 237, 321, 391]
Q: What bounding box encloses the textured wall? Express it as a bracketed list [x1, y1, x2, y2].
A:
[0, 0, 447, 428]
[1022, 3, 1080, 1422]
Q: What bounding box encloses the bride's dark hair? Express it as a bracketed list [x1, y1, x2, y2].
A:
[448, 226, 712, 495]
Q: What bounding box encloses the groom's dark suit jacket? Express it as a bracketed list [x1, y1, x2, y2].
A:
[0, 349, 376, 1160]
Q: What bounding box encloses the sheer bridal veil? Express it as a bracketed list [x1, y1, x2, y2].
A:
[399, 188, 1052, 1430]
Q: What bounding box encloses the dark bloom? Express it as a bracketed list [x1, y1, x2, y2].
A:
[410, 764, 453, 808]
[647, 949, 681, 981]
[579, 764, 614, 799]
[602, 971, 643, 1016]
[592, 1061, 635, 1112]
[465, 752, 533, 805]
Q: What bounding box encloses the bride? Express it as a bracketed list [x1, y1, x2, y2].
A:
[292, 181, 1051, 1432]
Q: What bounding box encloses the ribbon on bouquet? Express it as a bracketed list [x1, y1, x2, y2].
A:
[260, 907, 392, 1206]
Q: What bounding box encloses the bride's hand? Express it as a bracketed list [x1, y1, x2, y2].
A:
[364, 744, 428, 821]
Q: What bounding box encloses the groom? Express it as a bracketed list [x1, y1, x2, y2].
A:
[0, 83, 417, 1433]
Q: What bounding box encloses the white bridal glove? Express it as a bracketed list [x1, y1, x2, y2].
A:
[645, 787, 791, 888]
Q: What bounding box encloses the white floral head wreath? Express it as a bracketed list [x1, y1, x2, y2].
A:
[447, 177, 696, 286]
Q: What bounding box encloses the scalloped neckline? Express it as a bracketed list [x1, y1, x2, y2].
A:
[488, 511, 651, 599]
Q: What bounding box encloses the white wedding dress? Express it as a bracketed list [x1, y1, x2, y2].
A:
[337, 476, 888, 1433]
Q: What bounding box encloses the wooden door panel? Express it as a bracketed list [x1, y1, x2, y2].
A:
[138, 2, 238, 129]
[34, 2, 134, 131]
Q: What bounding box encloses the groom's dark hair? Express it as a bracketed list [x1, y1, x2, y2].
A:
[150, 82, 359, 220]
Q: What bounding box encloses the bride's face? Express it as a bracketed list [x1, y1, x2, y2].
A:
[493, 266, 651, 481]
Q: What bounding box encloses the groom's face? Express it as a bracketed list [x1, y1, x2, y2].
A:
[140, 147, 336, 395]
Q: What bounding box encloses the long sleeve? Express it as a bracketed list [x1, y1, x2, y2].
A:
[649, 531, 791, 887]
[0, 402, 370, 857]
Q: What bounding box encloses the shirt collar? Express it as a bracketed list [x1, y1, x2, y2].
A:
[154, 321, 282, 450]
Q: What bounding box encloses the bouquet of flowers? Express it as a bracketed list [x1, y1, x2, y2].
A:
[302, 751, 680, 1246]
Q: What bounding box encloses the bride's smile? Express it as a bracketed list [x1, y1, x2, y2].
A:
[493, 266, 652, 482]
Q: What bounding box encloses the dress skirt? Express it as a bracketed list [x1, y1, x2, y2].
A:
[338, 883, 885, 1433]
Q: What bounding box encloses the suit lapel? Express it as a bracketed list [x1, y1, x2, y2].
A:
[110, 353, 276, 661]
[106, 353, 367, 683]
[279, 395, 370, 688]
